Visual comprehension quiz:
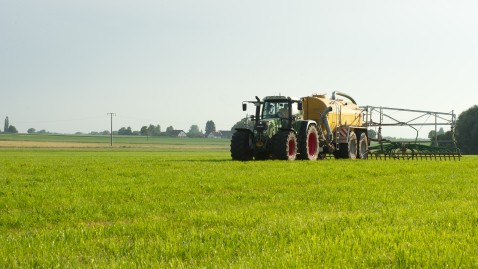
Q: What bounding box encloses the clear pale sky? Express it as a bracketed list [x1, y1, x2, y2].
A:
[1, 1, 477, 138]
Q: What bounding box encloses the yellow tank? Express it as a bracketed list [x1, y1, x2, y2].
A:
[302, 92, 363, 135]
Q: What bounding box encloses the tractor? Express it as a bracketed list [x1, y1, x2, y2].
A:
[230, 95, 321, 161]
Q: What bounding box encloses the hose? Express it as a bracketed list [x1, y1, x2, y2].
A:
[331, 91, 357, 105]
[321, 107, 333, 142]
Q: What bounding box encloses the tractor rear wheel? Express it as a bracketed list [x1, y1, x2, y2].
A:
[272, 130, 297, 160]
[299, 124, 319, 160]
[358, 132, 368, 159]
[230, 131, 253, 161]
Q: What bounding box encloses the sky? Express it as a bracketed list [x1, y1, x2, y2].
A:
[1, 0, 477, 138]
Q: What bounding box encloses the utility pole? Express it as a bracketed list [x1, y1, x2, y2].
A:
[107, 113, 116, 146]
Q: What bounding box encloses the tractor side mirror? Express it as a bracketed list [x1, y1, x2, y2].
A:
[297, 102, 303, 111]
[242, 103, 247, 111]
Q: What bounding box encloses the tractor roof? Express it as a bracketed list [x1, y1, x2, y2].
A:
[263, 96, 300, 102]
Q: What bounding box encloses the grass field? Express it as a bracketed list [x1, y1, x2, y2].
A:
[0, 134, 477, 267]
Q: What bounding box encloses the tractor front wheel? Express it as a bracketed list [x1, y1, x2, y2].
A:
[230, 131, 253, 161]
[272, 131, 297, 160]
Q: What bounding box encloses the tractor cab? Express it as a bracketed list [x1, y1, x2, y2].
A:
[262, 99, 289, 119]
[259, 96, 301, 134]
[241, 96, 302, 132]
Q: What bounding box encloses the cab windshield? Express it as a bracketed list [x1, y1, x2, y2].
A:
[262, 101, 289, 119]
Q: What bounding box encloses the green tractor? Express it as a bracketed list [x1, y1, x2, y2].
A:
[230, 96, 321, 161]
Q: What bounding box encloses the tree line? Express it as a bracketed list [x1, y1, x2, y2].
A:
[112, 120, 218, 138]
[1, 117, 221, 138]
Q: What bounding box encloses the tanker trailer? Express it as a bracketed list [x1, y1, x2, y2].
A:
[302, 91, 368, 159]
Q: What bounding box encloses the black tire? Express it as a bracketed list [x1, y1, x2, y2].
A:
[298, 124, 319, 160]
[358, 132, 368, 159]
[230, 131, 253, 161]
[272, 131, 297, 160]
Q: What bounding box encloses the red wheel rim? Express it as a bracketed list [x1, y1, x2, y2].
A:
[288, 139, 295, 157]
[308, 132, 318, 156]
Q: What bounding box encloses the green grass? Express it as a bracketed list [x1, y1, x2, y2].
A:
[0, 144, 477, 267]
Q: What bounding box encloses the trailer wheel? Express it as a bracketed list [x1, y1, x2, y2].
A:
[273, 131, 297, 160]
[299, 124, 319, 160]
[348, 132, 357, 159]
[230, 131, 253, 161]
[358, 132, 368, 159]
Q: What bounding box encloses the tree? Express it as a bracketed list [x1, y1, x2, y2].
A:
[456, 105, 478, 154]
[428, 130, 436, 140]
[125, 127, 133, 135]
[187, 124, 203, 138]
[166, 126, 174, 135]
[205, 120, 216, 135]
[118, 127, 127, 135]
[4, 117, 9, 132]
[27, 128, 36, 134]
[435, 130, 454, 148]
[7, 125, 18, 133]
[147, 124, 161, 136]
[140, 126, 148, 136]
[3, 117, 17, 133]
[367, 129, 377, 139]
[117, 127, 133, 135]
[428, 127, 450, 146]
[438, 127, 445, 136]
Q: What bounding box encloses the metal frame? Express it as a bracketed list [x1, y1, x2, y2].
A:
[360, 106, 460, 160]
[361, 106, 457, 144]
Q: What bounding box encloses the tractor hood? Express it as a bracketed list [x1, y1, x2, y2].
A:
[255, 118, 280, 137]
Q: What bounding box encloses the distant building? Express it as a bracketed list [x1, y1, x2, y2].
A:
[169, 130, 187, 137]
[207, 131, 223, 139]
[218, 130, 233, 139]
